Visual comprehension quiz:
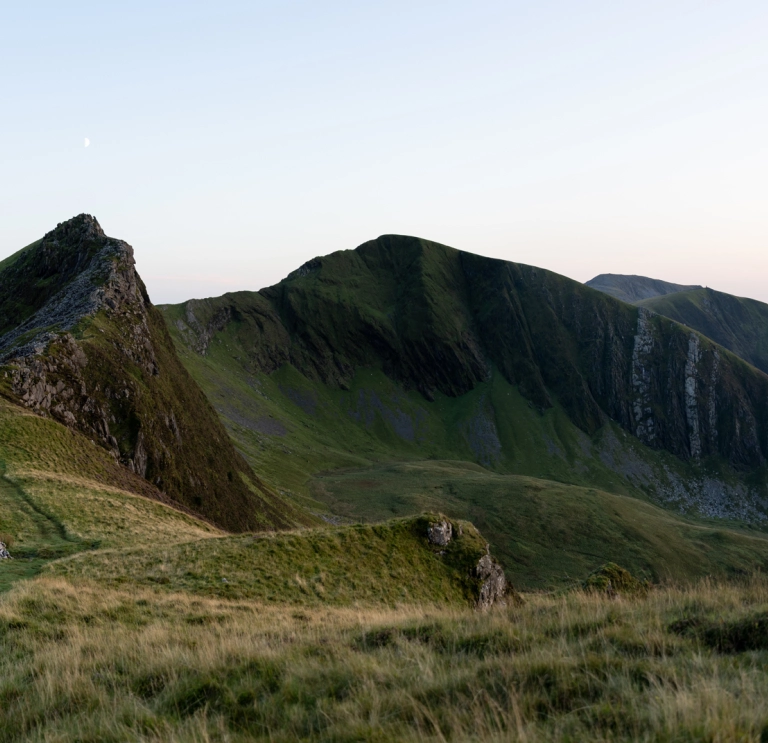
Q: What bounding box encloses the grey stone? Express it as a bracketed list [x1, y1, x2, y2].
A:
[427, 520, 452, 546]
[0, 542, 12, 559]
[475, 552, 507, 611]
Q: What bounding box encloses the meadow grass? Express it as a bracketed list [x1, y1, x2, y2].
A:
[3, 574, 768, 741]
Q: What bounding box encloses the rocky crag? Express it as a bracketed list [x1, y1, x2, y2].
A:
[0, 215, 309, 532]
[636, 287, 768, 377]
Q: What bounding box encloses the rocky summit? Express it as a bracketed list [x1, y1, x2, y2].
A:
[0, 215, 310, 532]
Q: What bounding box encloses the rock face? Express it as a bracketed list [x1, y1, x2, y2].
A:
[0, 215, 307, 533]
[475, 552, 508, 611]
[423, 516, 510, 610]
[0, 542, 11, 559]
[427, 520, 453, 547]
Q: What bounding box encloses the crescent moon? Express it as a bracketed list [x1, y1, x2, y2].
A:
[84, 138, 90, 148]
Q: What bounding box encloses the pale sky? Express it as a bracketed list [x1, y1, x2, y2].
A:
[2, 1, 768, 304]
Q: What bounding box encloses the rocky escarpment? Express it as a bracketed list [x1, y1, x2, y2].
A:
[637, 287, 768, 377]
[0, 215, 308, 532]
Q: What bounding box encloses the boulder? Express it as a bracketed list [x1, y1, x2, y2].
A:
[427, 520, 453, 546]
[0, 542, 12, 559]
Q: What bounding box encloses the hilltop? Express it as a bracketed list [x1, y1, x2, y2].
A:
[586, 273, 702, 303]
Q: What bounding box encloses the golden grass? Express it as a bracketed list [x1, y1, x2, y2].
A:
[8, 470, 220, 547]
[3, 575, 768, 741]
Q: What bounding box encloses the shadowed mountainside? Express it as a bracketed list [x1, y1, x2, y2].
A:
[0, 215, 312, 532]
[171, 235, 768, 472]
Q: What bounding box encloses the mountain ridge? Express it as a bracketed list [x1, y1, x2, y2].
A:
[172, 235, 768, 470]
[586, 273, 702, 303]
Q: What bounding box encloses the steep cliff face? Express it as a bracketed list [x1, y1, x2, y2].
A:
[0, 215, 309, 532]
[171, 235, 768, 474]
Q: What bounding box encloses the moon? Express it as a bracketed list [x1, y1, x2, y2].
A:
[84, 138, 90, 148]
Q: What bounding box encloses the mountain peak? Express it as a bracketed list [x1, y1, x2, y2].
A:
[43, 213, 106, 246]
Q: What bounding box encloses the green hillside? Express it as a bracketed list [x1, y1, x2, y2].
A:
[157, 235, 768, 588]
[639, 287, 768, 376]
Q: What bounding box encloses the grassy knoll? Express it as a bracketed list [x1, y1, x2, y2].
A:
[49, 514, 493, 607]
[310, 460, 768, 590]
[4, 574, 768, 740]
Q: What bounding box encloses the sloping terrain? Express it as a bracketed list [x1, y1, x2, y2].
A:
[0, 215, 311, 532]
[586, 273, 701, 303]
[163, 235, 768, 513]
[638, 287, 768, 376]
[0, 396, 220, 591]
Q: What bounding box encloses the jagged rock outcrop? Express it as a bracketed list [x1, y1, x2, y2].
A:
[475, 551, 508, 610]
[423, 515, 510, 610]
[0, 215, 309, 532]
[427, 520, 453, 547]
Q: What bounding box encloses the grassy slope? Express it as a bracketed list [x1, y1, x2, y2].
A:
[311, 461, 768, 589]
[639, 287, 768, 375]
[0, 396, 496, 611]
[160, 302, 768, 590]
[50, 514, 492, 607]
[5, 575, 768, 740]
[0, 397, 221, 591]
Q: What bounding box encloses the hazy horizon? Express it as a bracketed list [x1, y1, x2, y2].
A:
[3, 1, 768, 304]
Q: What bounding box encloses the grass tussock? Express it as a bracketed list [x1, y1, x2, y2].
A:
[3, 575, 768, 741]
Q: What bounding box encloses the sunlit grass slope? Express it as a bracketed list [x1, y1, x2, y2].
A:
[0, 398, 220, 591]
[4, 574, 768, 740]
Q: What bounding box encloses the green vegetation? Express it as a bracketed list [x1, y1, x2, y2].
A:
[585, 273, 701, 304]
[639, 286, 768, 375]
[0, 215, 314, 533]
[0, 397, 221, 592]
[310, 460, 768, 589]
[4, 574, 768, 740]
[50, 514, 494, 607]
[159, 303, 768, 589]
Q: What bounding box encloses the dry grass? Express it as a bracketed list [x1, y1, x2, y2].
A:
[8, 470, 220, 547]
[3, 575, 768, 741]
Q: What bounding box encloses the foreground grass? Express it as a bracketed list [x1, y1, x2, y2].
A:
[3, 575, 768, 741]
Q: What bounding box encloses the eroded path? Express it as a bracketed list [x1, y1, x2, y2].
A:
[0, 461, 82, 592]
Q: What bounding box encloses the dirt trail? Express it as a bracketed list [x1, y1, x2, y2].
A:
[0, 461, 82, 592]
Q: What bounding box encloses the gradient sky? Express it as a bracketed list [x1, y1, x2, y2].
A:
[2, 1, 768, 304]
